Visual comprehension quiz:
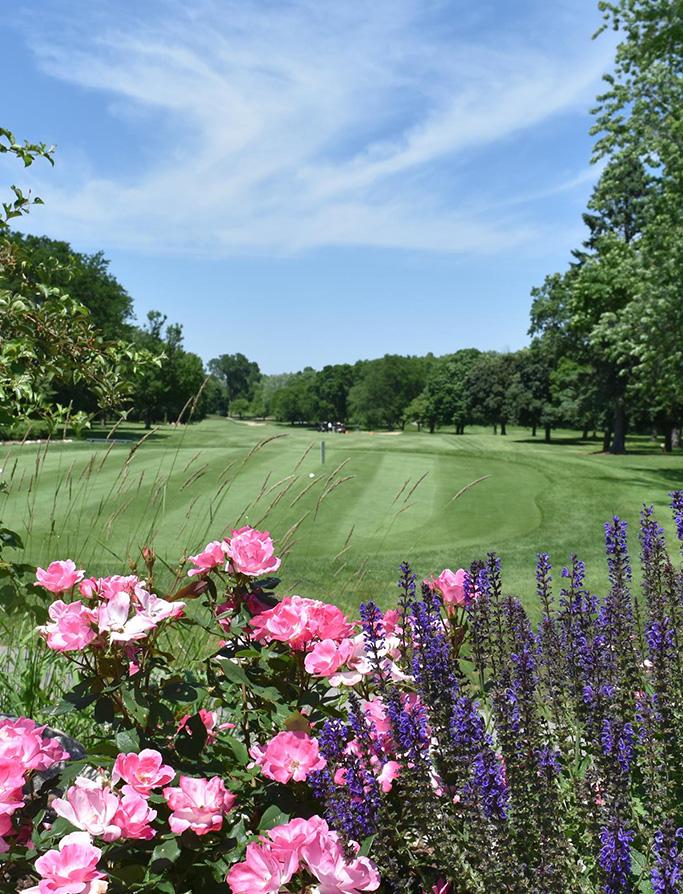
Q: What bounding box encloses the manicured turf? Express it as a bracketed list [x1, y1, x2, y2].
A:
[2, 418, 682, 613]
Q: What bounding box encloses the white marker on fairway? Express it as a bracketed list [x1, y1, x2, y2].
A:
[309, 472, 315, 478]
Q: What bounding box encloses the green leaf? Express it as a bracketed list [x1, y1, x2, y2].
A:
[224, 735, 249, 766]
[215, 656, 249, 686]
[162, 680, 199, 703]
[116, 728, 141, 753]
[358, 834, 376, 857]
[259, 804, 290, 831]
[150, 836, 181, 871]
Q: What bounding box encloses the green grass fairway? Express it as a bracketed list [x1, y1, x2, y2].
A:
[2, 418, 682, 613]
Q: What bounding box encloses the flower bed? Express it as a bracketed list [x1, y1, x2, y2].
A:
[2, 496, 683, 893]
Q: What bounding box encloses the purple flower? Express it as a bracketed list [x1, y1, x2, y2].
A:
[652, 823, 683, 894]
[599, 822, 634, 894]
[670, 491, 683, 546]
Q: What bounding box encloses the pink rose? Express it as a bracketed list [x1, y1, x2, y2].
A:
[97, 591, 157, 643]
[226, 526, 281, 577]
[226, 841, 288, 894]
[134, 590, 185, 623]
[163, 775, 235, 836]
[377, 760, 401, 793]
[249, 596, 312, 649]
[304, 638, 354, 677]
[188, 540, 227, 577]
[311, 602, 355, 641]
[80, 574, 141, 600]
[25, 831, 107, 894]
[38, 600, 97, 652]
[0, 717, 69, 771]
[425, 569, 467, 608]
[112, 749, 175, 796]
[0, 762, 26, 816]
[34, 560, 84, 594]
[249, 731, 326, 783]
[266, 816, 324, 877]
[112, 791, 156, 840]
[250, 596, 352, 651]
[52, 784, 122, 842]
[301, 824, 380, 893]
[382, 609, 400, 635]
[176, 708, 234, 744]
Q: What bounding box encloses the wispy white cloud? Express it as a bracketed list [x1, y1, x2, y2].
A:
[9, 0, 613, 256]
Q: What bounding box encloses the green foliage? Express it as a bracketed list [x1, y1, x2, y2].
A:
[348, 354, 429, 430]
[2, 233, 134, 338]
[0, 127, 54, 229]
[208, 353, 261, 416]
[130, 312, 208, 427]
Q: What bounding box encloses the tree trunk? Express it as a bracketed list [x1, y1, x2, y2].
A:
[417, 421, 422, 432]
[602, 427, 612, 452]
[665, 427, 673, 453]
[610, 400, 627, 454]
[493, 423, 498, 435]
[500, 421, 507, 436]
[544, 424, 551, 443]
[582, 425, 589, 440]
[531, 424, 537, 437]
[429, 419, 436, 434]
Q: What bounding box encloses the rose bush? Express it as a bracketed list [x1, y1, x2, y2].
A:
[1, 496, 683, 893]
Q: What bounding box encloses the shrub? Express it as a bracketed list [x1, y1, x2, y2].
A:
[1, 496, 683, 893]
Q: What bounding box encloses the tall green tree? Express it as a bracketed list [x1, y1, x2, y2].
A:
[1, 234, 133, 338]
[465, 352, 517, 435]
[131, 312, 207, 427]
[420, 349, 480, 433]
[347, 355, 427, 430]
[208, 353, 261, 416]
[0, 126, 156, 431]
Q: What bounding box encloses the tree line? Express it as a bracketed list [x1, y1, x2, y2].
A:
[2, 0, 681, 452]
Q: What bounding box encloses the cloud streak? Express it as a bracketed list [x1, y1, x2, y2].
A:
[9, 0, 612, 256]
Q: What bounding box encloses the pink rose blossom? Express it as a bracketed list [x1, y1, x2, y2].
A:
[25, 831, 107, 894]
[176, 708, 234, 744]
[313, 603, 355, 641]
[266, 816, 324, 877]
[134, 590, 185, 623]
[0, 717, 69, 771]
[80, 574, 141, 600]
[226, 841, 288, 894]
[34, 560, 84, 594]
[428, 882, 452, 894]
[0, 813, 13, 853]
[112, 791, 156, 840]
[382, 609, 400, 635]
[112, 749, 175, 796]
[52, 784, 122, 842]
[304, 638, 354, 677]
[0, 762, 26, 816]
[163, 775, 235, 835]
[188, 540, 227, 577]
[301, 825, 380, 893]
[250, 595, 352, 651]
[97, 591, 157, 643]
[377, 760, 401, 793]
[249, 731, 326, 783]
[225, 526, 281, 577]
[38, 600, 97, 652]
[424, 569, 467, 608]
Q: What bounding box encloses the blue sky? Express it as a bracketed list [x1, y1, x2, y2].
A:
[1, 0, 613, 373]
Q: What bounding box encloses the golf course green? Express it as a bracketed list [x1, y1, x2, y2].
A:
[2, 417, 681, 613]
